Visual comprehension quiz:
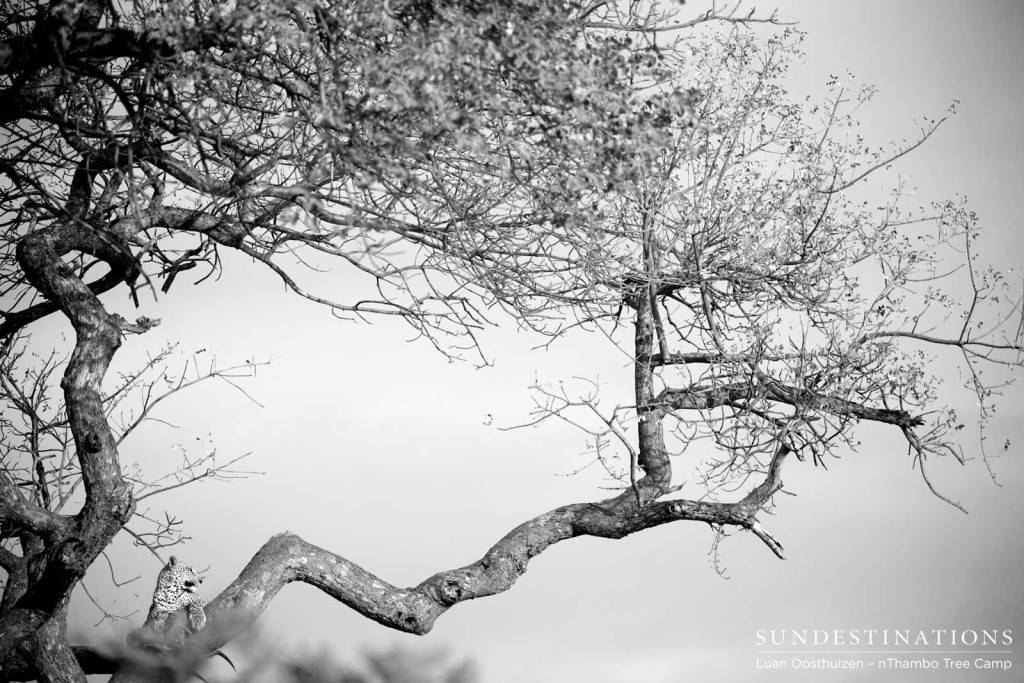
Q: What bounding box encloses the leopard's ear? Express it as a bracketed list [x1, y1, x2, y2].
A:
[166, 556, 178, 568]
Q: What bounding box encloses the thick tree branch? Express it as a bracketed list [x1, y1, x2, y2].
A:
[0, 473, 72, 539]
[651, 351, 809, 365]
[762, 382, 925, 428]
[655, 381, 924, 429]
[0, 221, 137, 664]
[19, 599, 81, 683]
[0, 268, 131, 341]
[1, 644, 118, 682]
[105, 482, 784, 678]
[633, 262, 673, 498]
[6, 472, 785, 683]
[1, 206, 247, 338]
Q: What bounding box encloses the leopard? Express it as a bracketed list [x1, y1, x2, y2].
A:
[144, 555, 207, 633]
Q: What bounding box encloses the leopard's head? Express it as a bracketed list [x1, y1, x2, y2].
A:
[157, 556, 203, 596]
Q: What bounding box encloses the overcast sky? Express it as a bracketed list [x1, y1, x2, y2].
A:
[58, 2, 1024, 682]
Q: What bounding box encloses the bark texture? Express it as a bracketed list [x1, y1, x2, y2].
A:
[0, 222, 136, 681]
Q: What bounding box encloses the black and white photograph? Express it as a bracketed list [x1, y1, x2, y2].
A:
[1, 1, 1022, 682]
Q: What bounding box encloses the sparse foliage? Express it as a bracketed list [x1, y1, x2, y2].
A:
[516, 27, 1022, 513]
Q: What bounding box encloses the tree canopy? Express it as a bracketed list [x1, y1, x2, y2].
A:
[1, 1, 1021, 682]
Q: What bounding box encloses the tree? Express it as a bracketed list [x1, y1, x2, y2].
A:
[0, 1, 1020, 681]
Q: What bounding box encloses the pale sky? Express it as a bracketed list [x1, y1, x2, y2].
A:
[58, 2, 1024, 682]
